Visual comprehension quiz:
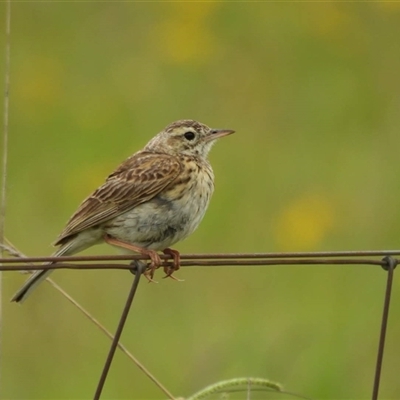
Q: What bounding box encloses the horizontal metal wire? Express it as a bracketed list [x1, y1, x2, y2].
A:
[2, 249, 400, 262]
[0, 250, 399, 270]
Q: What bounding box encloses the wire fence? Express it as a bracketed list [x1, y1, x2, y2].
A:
[1, 2, 399, 399]
[1, 250, 398, 400]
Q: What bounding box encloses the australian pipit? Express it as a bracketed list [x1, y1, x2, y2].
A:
[11, 119, 234, 303]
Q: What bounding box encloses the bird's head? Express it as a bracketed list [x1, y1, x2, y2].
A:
[145, 119, 234, 158]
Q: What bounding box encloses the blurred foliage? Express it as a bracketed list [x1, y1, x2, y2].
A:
[1, 2, 400, 399]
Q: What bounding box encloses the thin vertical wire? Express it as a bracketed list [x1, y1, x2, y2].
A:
[372, 256, 397, 400]
[93, 262, 147, 400]
[0, 0, 11, 396]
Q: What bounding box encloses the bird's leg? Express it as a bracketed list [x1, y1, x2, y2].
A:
[162, 248, 183, 281]
[104, 235, 161, 282]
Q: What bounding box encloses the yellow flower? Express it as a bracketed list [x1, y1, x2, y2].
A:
[275, 193, 335, 251]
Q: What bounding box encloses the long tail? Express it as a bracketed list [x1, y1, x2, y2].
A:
[11, 242, 76, 304]
[10, 269, 53, 303]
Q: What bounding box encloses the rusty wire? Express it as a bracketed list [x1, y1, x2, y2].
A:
[1, 250, 399, 270]
[372, 256, 397, 400]
[93, 261, 146, 400]
[2, 250, 398, 400]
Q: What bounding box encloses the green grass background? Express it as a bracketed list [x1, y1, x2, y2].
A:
[2, 2, 400, 399]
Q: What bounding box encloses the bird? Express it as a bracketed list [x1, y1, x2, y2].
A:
[11, 119, 234, 303]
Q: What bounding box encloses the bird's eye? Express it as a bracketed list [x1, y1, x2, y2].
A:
[184, 131, 195, 141]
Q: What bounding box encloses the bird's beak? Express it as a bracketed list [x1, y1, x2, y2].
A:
[205, 128, 235, 142]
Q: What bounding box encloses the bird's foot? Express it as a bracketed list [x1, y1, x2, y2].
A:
[162, 248, 183, 281]
[104, 235, 161, 282]
[143, 250, 161, 283]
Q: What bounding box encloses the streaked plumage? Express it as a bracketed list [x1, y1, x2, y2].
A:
[11, 119, 234, 303]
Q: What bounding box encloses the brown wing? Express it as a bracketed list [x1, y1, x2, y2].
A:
[55, 151, 182, 245]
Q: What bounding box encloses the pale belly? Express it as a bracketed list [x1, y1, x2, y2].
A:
[104, 171, 214, 250]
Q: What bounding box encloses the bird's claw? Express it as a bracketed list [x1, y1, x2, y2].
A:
[109, 236, 181, 282]
[162, 248, 182, 280]
[143, 251, 162, 282]
[162, 273, 184, 282]
[143, 268, 159, 283]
